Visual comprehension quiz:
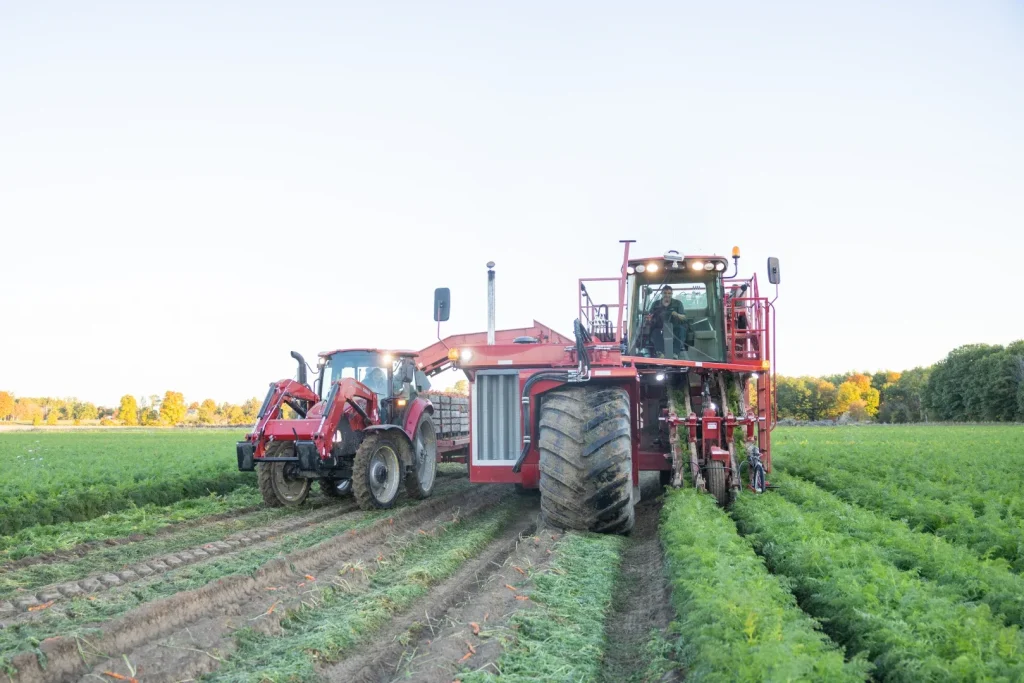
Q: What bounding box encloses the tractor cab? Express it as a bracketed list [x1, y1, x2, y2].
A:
[316, 349, 427, 425]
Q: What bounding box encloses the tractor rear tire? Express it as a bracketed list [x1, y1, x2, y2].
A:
[406, 413, 438, 500]
[538, 386, 635, 534]
[352, 433, 404, 510]
[706, 460, 729, 507]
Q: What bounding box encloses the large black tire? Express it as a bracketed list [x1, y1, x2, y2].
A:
[538, 386, 635, 534]
[405, 413, 438, 500]
[319, 478, 349, 498]
[706, 460, 729, 507]
[352, 433, 403, 510]
[257, 461, 311, 507]
[257, 463, 282, 508]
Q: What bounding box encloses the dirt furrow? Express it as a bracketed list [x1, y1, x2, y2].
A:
[598, 492, 675, 683]
[9, 484, 506, 683]
[320, 509, 550, 683]
[0, 502, 359, 615]
[0, 477, 471, 616]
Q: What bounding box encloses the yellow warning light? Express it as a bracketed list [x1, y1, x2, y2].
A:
[447, 348, 460, 361]
[732, 246, 741, 258]
[761, 360, 771, 370]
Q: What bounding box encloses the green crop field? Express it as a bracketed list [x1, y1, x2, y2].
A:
[0, 430, 252, 537]
[2, 425, 1024, 682]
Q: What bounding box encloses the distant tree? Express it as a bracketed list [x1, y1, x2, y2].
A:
[226, 405, 248, 425]
[77, 402, 98, 421]
[188, 401, 200, 412]
[160, 391, 187, 425]
[32, 414, 42, 426]
[804, 379, 838, 420]
[0, 392, 14, 421]
[846, 400, 870, 422]
[118, 395, 139, 426]
[139, 407, 160, 425]
[46, 409, 58, 425]
[198, 399, 219, 424]
[776, 376, 810, 419]
[241, 397, 261, 422]
[14, 400, 43, 422]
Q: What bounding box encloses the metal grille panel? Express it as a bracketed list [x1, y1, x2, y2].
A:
[472, 371, 521, 463]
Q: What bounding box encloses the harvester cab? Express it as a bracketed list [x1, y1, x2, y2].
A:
[237, 348, 438, 511]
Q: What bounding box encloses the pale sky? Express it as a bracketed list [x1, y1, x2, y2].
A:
[2, 1, 1022, 406]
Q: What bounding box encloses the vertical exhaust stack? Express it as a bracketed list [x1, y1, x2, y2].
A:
[487, 261, 496, 345]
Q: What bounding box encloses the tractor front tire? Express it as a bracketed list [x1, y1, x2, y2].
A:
[538, 386, 635, 534]
[353, 433, 404, 510]
[706, 460, 729, 507]
[257, 461, 311, 507]
[257, 463, 282, 508]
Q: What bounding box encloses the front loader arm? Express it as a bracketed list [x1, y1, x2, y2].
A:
[252, 379, 319, 446]
[310, 378, 382, 458]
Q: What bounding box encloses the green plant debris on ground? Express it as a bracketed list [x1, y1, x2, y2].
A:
[207, 499, 524, 683]
[660, 489, 867, 683]
[461, 532, 625, 683]
[0, 485, 474, 669]
[0, 430, 251, 536]
[0, 490, 337, 597]
[0, 486, 263, 564]
[774, 425, 1024, 570]
[732, 491, 1024, 683]
[774, 471, 1024, 630]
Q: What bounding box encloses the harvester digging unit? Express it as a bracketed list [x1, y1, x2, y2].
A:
[433, 242, 779, 533]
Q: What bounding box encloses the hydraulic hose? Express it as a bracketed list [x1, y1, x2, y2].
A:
[511, 370, 570, 473]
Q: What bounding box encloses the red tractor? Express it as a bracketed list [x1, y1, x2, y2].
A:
[237, 349, 439, 510]
[430, 242, 780, 533]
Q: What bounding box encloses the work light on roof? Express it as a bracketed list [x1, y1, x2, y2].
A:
[704, 262, 714, 271]
[690, 261, 704, 271]
[646, 262, 659, 273]
[715, 262, 726, 271]
[635, 264, 646, 273]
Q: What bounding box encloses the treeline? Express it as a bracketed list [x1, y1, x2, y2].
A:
[778, 341, 1024, 423]
[0, 390, 261, 427]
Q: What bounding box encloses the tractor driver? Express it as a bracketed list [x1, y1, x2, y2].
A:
[646, 286, 688, 358]
[362, 367, 388, 398]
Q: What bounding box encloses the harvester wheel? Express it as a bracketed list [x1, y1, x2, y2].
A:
[353, 433, 403, 510]
[258, 461, 310, 507]
[405, 413, 438, 500]
[706, 460, 729, 507]
[538, 386, 635, 534]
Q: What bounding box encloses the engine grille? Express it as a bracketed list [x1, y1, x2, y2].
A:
[472, 371, 521, 463]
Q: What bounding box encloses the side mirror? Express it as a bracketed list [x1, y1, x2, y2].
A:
[398, 360, 416, 384]
[433, 287, 451, 322]
[767, 257, 781, 285]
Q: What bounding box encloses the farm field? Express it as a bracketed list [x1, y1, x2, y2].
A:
[2, 425, 1024, 682]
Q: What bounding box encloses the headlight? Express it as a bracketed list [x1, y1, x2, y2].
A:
[655, 373, 665, 381]
[646, 262, 659, 273]
[690, 261, 703, 271]
[380, 353, 393, 366]
[460, 349, 473, 362]
[635, 264, 646, 273]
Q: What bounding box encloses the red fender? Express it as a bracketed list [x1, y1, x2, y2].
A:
[403, 396, 434, 439]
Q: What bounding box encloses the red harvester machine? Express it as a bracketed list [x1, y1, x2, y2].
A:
[238, 242, 779, 533]
[426, 241, 780, 533]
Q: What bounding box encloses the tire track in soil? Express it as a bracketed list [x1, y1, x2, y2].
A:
[2, 468, 468, 574]
[598, 482, 677, 683]
[7, 484, 503, 683]
[319, 506, 554, 683]
[0, 477, 471, 616]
